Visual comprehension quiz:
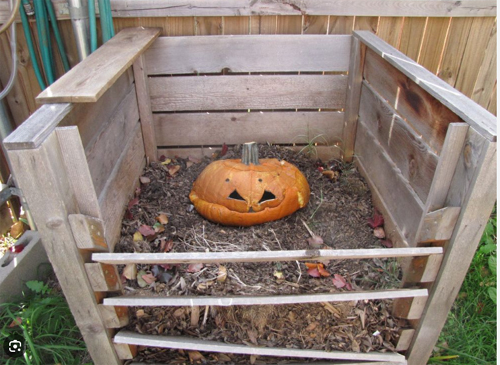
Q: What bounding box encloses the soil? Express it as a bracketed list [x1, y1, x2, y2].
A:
[113, 144, 405, 363]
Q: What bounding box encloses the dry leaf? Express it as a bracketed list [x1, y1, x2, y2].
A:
[186, 161, 194, 168]
[153, 222, 165, 233]
[137, 270, 148, 287]
[188, 350, 205, 363]
[161, 158, 172, 165]
[187, 263, 204, 273]
[368, 210, 385, 228]
[332, 274, 347, 288]
[322, 170, 339, 182]
[373, 227, 386, 239]
[173, 308, 185, 317]
[168, 165, 181, 176]
[352, 338, 361, 352]
[247, 329, 258, 345]
[139, 225, 155, 237]
[307, 235, 324, 248]
[133, 231, 144, 242]
[141, 273, 157, 285]
[160, 239, 174, 252]
[127, 197, 139, 209]
[189, 156, 201, 163]
[156, 214, 169, 225]
[250, 355, 258, 365]
[197, 281, 214, 290]
[217, 265, 228, 283]
[381, 239, 393, 248]
[305, 262, 318, 269]
[307, 267, 321, 278]
[220, 143, 229, 157]
[306, 263, 330, 277]
[217, 353, 232, 362]
[8, 317, 22, 328]
[317, 264, 331, 277]
[305, 322, 319, 331]
[139, 176, 150, 184]
[273, 270, 285, 281]
[123, 263, 137, 280]
[136, 309, 145, 318]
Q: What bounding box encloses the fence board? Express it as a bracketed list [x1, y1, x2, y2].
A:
[303, 15, 329, 34]
[276, 15, 302, 34]
[328, 16, 354, 34]
[418, 17, 451, 74]
[154, 111, 343, 147]
[376, 17, 404, 48]
[149, 75, 347, 112]
[145, 35, 351, 75]
[398, 17, 427, 61]
[223, 16, 250, 35]
[472, 21, 496, 106]
[195, 16, 222, 35]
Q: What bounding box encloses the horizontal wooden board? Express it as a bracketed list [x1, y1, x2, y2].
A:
[85, 86, 140, 197]
[355, 31, 496, 143]
[149, 75, 347, 112]
[104, 289, 428, 307]
[355, 120, 425, 245]
[358, 82, 439, 202]
[114, 331, 408, 362]
[37, 28, 160, 103]
[92, 247, 443, 264]
[99, 125, 145, 249]
[145, 35, 351, 75]
[154, 111, 343, 146]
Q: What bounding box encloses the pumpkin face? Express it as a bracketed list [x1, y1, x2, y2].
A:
[189, 158, 310, 226]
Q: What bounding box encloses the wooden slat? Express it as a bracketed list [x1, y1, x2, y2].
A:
[328, 16, 355, 34]
[149, 75, 347, 112]
[99, 305, 130, 328]
[393, 296, 427, 320]
[99, 125, 146, 249]
[85, 263, 121, 292]
[68, 214, 108, 251]
[223, 16, 250, 35]
[356, 30, 496, 143]
[418, 207, 461, 242]
[376, 17, 404, 48]
[84, 87, 140, 197]
[417, 17, 451, 74]
[6, 133, 121, 364]
[355, 120, 425, 244]
[396, 329, 415, 352]
[104, 289, 428, 307]
[407, 135, 497, 365]
[154, 112, 344, 147]
[93, 247, 443, 265]
[114, 343, 137, 360]
[303, 15, 329, 34]
[37, 27, 161, 103]
[358, 82, 439, 202]
[342, 36, 366, 162]
[133, 53, 158, 162]
[114, 331, 408, 362]
[402, 253, 444, 284]
[471, 21, 497, 107]
[145, 35, 351, 75]
[398, 17, 427, 61]
[196, 16, 223, 35]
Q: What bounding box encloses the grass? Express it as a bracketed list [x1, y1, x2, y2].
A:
[429, 206, 497, 364]
[0, 280, 90, 365]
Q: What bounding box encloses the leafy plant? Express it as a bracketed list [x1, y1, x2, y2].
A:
[0, 280, 89, 365]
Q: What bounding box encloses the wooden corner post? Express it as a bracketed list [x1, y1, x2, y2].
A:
[342, 35, 367, 162]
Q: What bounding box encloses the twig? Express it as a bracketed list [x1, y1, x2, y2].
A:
[202, 305, 209, 327]
[301, 218, 315, 237]
[269, 228, 283, 250]
[229, 269, 262, 289]
[296, 260, 302, 283]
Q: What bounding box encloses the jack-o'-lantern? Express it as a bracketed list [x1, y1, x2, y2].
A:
[189, 142, 310, 226]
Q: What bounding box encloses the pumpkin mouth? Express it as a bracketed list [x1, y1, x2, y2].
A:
[228, 189, 277, 211]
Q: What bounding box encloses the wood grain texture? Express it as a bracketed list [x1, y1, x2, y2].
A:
[398, 17, 426, 61]
[85, 263, 121, 292]
[154, 111, 344, 147]
[303, 15, 329, 34]
[37, 27, 161, 103]
[358, 81, 439, 202]
[98, 305, 130, 328]
[356, 32, 496, 142]
[328, 16, 354, 34]
[355, 120, 425, 245]
[471, 21, 496, 106]
[396, 329, 415, 352]
[402, 252, 444, 284]
[417, 17, 451, 74]
[6, 133, 121, 364]
[407, 136, 497, 365]
[195, 16, 223, 35]
[114, 330, 408, 362]
[99, 125, 145, 249]
[149, 75, 347, 112]
[223, 16, 250, 35]
[68, 214, 108, 251]
[114, 343, 137, 360]
[376, 17, 404, 48]
[144, 35, 351, 75]
[393, 296, 427, 320]
[93, 247, 443, 264]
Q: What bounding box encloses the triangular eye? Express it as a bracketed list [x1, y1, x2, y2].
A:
[228, 189, 245, 201]
[259, 190, 276, 204]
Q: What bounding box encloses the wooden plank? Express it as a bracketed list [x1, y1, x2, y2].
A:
[223, 16, 250, 35]
[353, 16, 378, 33]
[68, 214, 108, 251]
[355, 120, 425, 244]
[114, 343, 137, 360]
[133, 54, 157, 163]
[37, 27, 161, 103]
[6, 133, 121, 364]
[471, 21, 496, 108]
[85, 263, 121, 292]
[99, 305, 130, 328]
[355, 31, 496, 142]
[328, 16, 354, 34]
[93, 247, 443, 264]
[407, 136, 497, 365]
[398, 17, 427, 61]
[376, 17, 404, 48]
[165, 17, 195, 36]
[302, 15, 329, 34]
[195, 16, 223, 35]
[251, 16, 277, 34]
[393, 296, 427, 320]
[99, 125, 146, 249]
[418, 207, 461, 242]
[55, 127, 102, 218]
[358, 81, 439, 202]
[145, 35, 351, 75]
[487, 83, 496, 115]
[115, 331, 408, 362]
[154, 111, 344, 147]
[417, 17, 451, 74]
[402, 253, 444, 284]
[84, 89, 140, 197]
[276, 15, 302, 34]
[149, 75, 347, 112]
[342, 36, 366, 162]
[396, 329, 415, 352]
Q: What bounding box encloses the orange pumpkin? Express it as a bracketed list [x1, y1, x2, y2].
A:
[189, 143, 310, 226]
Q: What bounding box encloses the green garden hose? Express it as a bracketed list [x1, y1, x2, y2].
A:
[33, 0, 54, 84]
[88, 0, 98, 52]
[44, 0, 70, 72]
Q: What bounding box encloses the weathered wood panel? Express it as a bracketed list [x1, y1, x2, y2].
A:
[154, 111, 343, 147]
[355, 120, 425, 244]
[417, 17, 451, 74]
[149, 75, 347, 112]
[37, 27, 161, 103]
[376, 17, 404, 48]
[145, 35, 351, 75]
[358, 82, 439, 202]
[398, 17, 426, 62]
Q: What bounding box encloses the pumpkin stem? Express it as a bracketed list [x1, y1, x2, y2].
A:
[242, 142, 260, 165]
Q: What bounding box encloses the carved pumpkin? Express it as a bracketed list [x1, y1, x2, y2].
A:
[189, 142, 310, 226]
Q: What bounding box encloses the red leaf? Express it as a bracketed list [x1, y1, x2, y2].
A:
[159, 155, 166, 162]
[141, 273, 157, 284]
[8, 317, 22, 328]
[332, 274, 347, 288]
[368, 210, 384, 228]
[187, 263, 204, 273]
[10, 244, 25, 253]
[160, 239, 174, 252]
[139, 225, 155, 237]
[345, 282, 353, 291]
[220, 143, 228, 157]
[124, 209, 134, 220]
[381, 239, 393, 248]
[128, 197, 139, 209]
[307, 267, 321, 278]
[160, 264, 173, 270]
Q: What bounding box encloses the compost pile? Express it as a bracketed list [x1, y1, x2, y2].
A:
[114, 144, 404, 363]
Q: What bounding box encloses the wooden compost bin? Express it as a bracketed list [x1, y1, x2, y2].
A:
[4, 27, 496, 365]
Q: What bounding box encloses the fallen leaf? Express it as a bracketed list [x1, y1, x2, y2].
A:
[159, 272, 173, 283]
[141, 273, 157, 285]
[128, 197, 139, 209]
[160, 239, 174, 252]
[220, 143, 229, 157]
[160, 264, 173, 270]
[187, 263, 204, 273]
[123, 263, 137, 280]
[305, 262, 318, 269]
[352, 338, 361, 352]
[137, 270, 148, 287]
[306, 263, 330, 277]
[139, 225, 155, 237]
[133, 231, 144, 242]
[307, 235, 324, 248]
[168, 165, 181, 176]
[186, 161, 194, 168]
[332, 274, 347, 288]
[217, 354, 232, 362]
[136, 309, 145, 318]
[8, 317, 22, 328]
[197, 281, 214, 290]
[159, 155, 167, 162]
[161, 158, 172, 165]
[381, 239, 393, 248]
[373, 227, 386, 239]
[305, 322, 319, 331]
[273, 270, 285, 281]
[173, 308, 185, 317]
[322, 170, 339, 182]
[247, 329, 258, 345]
[217, 265, 228, 283]
[317, 264, 331, 277]
[156, 214, 169, 225]
[307, 267, 321, 277]
[250, 355, 258, 365]
[368, 210, 384, 228]
[139, 176, 150, 184]
[153, 222, 165, 233]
